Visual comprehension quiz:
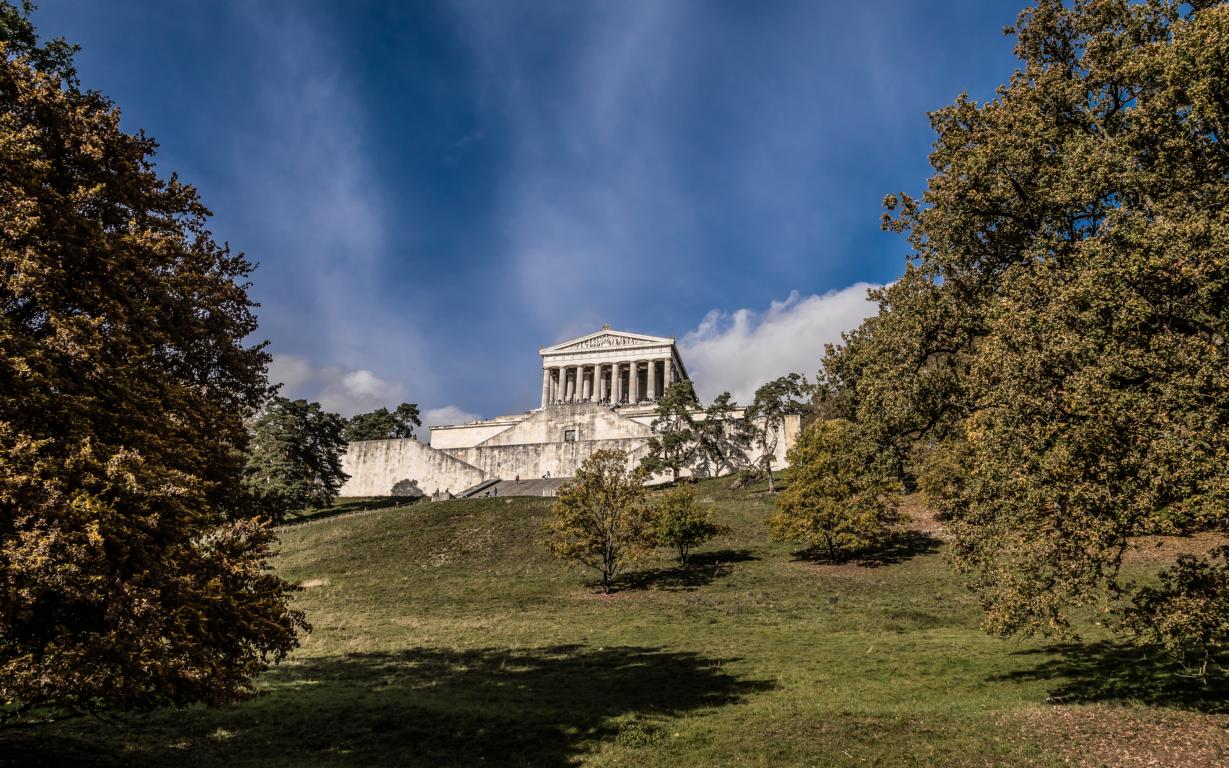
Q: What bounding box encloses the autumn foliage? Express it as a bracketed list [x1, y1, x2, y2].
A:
[0, 8, 306, 722]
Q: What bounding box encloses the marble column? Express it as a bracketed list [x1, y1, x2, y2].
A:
[630, 361, 640, 402]
[541, 368, 550, 408]
[665, 359, 675, 390]
[583, 366, 592, 401]
[565, 367, 574, 402]
[597, 365, 607, 402]
[612, 363, 622, 403]
[648, 360, 658, 401]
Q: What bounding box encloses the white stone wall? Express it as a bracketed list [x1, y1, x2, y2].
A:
[340, 438, 488, 497]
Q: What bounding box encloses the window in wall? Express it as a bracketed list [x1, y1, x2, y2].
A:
[563, 428, 577, 443]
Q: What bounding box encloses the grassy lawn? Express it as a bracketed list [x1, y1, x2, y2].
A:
[7, 479, 1227, 767]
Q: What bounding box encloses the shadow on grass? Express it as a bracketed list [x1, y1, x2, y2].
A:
[281, 497, 422, 527]
[990, 640, 1229, 713]
[791, 530, 942, 567]
[616, 549, 758, 592]
[5, 645, 774, 768]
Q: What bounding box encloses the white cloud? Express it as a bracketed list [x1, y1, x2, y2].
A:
[268, 354, 478, 444]
[268, 354, 407, 417]
[680, 283, 882, 404]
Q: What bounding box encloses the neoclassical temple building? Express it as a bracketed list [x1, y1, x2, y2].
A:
[339, 327, 799, 498]
[538, 327, 688, 407]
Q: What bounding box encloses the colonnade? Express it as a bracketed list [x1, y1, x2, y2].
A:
[541, 358, 677, 407]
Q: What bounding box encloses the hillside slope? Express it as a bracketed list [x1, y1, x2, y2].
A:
[10, 479, 1227, 767]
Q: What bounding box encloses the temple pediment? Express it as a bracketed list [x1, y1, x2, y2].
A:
[540, 329, 672, 354]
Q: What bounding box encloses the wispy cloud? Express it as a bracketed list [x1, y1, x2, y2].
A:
[680, 283, 881, 404]
[231, 2, 436, 404]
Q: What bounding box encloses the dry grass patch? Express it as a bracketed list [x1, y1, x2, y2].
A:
[1010, 704, 1229, 767]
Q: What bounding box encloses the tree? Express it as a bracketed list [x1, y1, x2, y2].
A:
[640, 381, 699, 482]
[0, 3, 306, 724]
[769, 420, 902, 563]
[744, 374, 809, 492]
[653, 485, 729, 566]
[818, 1, 1229, 653]
[245, 397, 349, 518]
[343, 402, 422, 442]
[1120, 546, 1229, 680]
[545, 449, 652, 593]
[694, 392, 753, 478]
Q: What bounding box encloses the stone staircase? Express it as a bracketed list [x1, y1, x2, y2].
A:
[490, 477, 570, 497]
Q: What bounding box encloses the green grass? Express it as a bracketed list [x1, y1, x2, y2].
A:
[9, 478, 1227, 767]
[284, 495, 422, 524]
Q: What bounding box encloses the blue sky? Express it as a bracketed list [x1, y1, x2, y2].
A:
[34, 0, 1022, 428]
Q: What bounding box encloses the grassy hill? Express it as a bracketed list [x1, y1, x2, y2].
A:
[11, 478, 1228, 767]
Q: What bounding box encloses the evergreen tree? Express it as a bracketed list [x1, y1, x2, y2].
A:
[694, 391, 753, 478]
[245, 397, 349, 517]
[640, 381, 699, 482]
[343, 402, 421, 441]
[744, 374, 809, 493]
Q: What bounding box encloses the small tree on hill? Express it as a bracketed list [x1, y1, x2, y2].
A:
[245, 396, 349, 519]
[654, 485, 729, 566]
[745, 374, 809, 493]
[640, 381, 699, 482]
[769, 419, 902, 562]
[343, 402, 421, 441]
[546, 449, 652, 593]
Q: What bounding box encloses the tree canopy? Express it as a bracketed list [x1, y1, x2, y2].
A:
[245, 396, 349, 518]
[769, 419, 902, 563]
[744, 374, 809, 493]
[0, 3, 306, 722]
[545, 449, 652, 593]
[816, 0, 1229, 645]
[640, 381, 700, 482]
[343, 402, 422, 442]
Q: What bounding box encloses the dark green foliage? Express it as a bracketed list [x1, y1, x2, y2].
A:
[245, 396, 349, 520]
[640, 381, 699, 482]
[343, 402, 421, 442]
[744, 374, 809, 493]
[694, 392, 753, 478]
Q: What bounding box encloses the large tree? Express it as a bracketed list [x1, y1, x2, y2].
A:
[245, 397, 349, 517]
[818, 0, 1229, 652]
[0, 3, 306, 723]
[343, 402, 421, 442]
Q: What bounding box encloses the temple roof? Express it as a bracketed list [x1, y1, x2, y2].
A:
[539, 329, 675, 355]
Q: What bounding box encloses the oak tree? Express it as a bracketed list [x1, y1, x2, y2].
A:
[817, 0, 1229, 653]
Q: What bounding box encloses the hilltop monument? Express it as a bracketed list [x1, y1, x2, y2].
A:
[339, 328, 798, 497]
